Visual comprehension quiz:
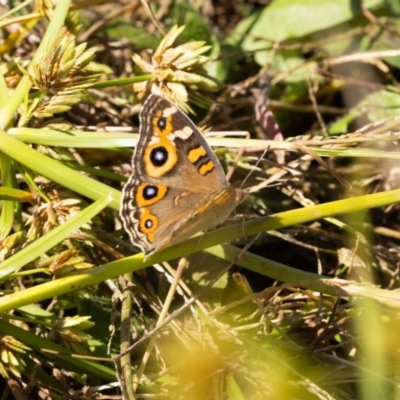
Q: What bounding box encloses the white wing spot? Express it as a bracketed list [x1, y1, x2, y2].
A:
[148, 136, 161, 146]
[163, 106, 177, 117]
[172, 126, 194, 140]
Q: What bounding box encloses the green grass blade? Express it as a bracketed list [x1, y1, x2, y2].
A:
[0, 154, 16, 239]
[90, 74, 154, 88]
[8, 127, 137, 148]
[1, 189, 400, 312]
[0, 187, 33, 202]
[0, 129, 120, 209]
[226, 373, 246, 400]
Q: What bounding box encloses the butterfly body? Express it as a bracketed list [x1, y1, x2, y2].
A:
[120, 94, 242, 256]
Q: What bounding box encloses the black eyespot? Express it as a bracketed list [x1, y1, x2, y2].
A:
[157, 117, 166, 130]
[150, 146, 168, 166]
[143, 185, 157, 200]
[145, 219, 153, 228]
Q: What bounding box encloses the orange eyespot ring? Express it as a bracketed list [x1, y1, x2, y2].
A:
[139, 208, 157, 242]
[143, 139, 178, 177]
[136, 184, 168, 206]
[152, 113, 174, 137]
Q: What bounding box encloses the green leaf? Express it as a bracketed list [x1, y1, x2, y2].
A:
[328, 90, 400, 134]
[328, 110, 360, 135]
[384, 0, 400, 15]
[100, 19, 160, 49]
[232, 0, 385, 72]
[173, 2, 212, 42]
[255, 49, 305, 82]
[360, 90, 400, 121]
[204, 35, 226, 81]
[239, 0, 383, 46]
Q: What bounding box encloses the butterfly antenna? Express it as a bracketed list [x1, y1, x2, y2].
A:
[240, 146, 270, 189]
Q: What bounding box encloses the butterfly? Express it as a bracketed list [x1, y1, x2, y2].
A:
[120, 94, 244, 256]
